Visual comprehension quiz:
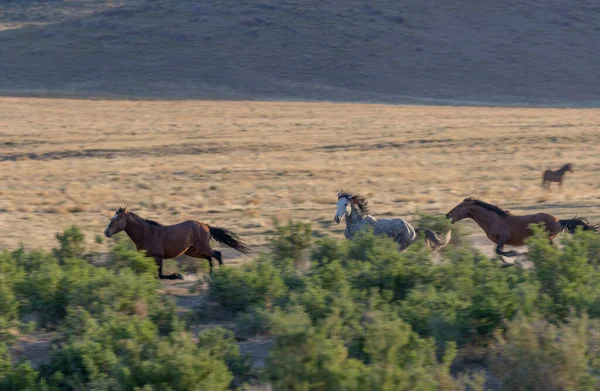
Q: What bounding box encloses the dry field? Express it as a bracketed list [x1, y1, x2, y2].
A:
[1, 97, 600, 261]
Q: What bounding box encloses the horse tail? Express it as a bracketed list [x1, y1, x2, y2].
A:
[208, 226, 252, 254]
[559, 217, 600, 235]
[415, 228, 452, 252]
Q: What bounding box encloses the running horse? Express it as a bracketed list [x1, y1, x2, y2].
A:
[541, 163, 573, 190]
[334, 190, 451, 252]
[104, 207, 251, 279]
[445, 197, 598, 266]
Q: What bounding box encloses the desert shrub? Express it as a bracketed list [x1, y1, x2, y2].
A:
[310, 236, 348, 267]
[7, 231, 172, 329]
[341, 230, 436, 301]
[235, 306, 272, 338]
[0, 275, 19, 332]
[490, 312, 600, 390]
[526, 224, 600, 320]
[53, 225, 85, 262]
[42, 310, 232, 391]
[266, 307, 483, 391]
[208, 259, 287, 313]
[269, 219, 312, 267]
[266, 306, 366, 391]
[197, 327, 253, 387]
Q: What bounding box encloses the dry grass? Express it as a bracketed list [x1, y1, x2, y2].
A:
[1, 97, 600, 259]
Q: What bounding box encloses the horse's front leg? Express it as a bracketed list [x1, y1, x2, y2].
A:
[153, 255, 184, 280]
[494, 240, 521, 268]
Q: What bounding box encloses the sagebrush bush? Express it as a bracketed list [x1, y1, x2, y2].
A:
[269, 219, 312, 267]
[208, 259, 288, 313]
[42, 311, 233, 391]
[6, 220, 600, 390]
[490, 312, 600, 390]
[53, 225, 86, 262]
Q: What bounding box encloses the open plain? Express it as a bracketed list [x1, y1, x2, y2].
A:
[2, 97, 600, 261]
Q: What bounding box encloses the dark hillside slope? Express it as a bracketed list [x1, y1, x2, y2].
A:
[0, 0, 599, 106]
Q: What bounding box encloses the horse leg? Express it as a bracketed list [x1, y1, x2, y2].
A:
[153, 256, 184, 280]
[495, 243, 519, 257]
[212, 250, 223, 266]
[394, 231, 411, 252]
[185, 248, 214, 272]
[495, 241, 519, 268]
[496, 240, 520, 267]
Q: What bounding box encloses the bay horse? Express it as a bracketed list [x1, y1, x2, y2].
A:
[445, 197, 598, 265]
[541, 163, 573, 190]
[334, 190, 451, 252]
[104, 206, 251, 279]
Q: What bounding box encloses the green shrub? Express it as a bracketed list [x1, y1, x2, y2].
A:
[266, 307, 482, 391]
[235, 307, 272, 338]
[490, 312, 600, 390]
[267, 306, 365, 391]
[53, 225, 86, 262]
[0, 342, 45, 390]
[208, 259, 287, 313]
[42, 311, 233, 391]
[197, 327, 253, 387]
[526, 224, 600, 319]
[269, 219, 312, 267]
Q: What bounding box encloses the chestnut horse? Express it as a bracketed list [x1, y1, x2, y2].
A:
[446, 197, 598, 266]
[541, 163, 573, 190]
[104, 207, 250, 279]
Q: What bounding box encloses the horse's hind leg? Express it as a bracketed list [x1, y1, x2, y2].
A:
[185, 248, 214, 272]
[212, 250, 223, 265]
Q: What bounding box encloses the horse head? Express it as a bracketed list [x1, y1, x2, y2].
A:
[104, 206, 129, 237]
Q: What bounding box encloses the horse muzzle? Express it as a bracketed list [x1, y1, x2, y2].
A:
[445, 214, 455, 224]
[104, 229, 113, 238]
[334, 215, 341, 224]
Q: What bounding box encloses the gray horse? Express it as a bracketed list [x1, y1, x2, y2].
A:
[333, 190, 451, 252]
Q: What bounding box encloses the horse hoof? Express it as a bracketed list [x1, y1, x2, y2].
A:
[500, 262, 514, 268]
[176, 273, 184, 280]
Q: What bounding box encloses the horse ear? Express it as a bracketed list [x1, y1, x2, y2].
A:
[123, 206, 128, 213]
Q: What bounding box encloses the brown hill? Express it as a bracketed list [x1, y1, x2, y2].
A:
[1, 0, 599, 106]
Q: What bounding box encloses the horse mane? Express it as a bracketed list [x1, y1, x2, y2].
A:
[465, 197, 513, 218]
[338, 189, 370, 215]
[145, 219, 163, 227]
[129, 212, 163, 227]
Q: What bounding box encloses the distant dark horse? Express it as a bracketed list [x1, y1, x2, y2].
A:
[541, 163, 573, 190]
[104, 206, 250, 279]
[446, 197, 598, 266]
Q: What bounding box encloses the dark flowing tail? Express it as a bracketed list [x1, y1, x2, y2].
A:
[208, 226, 251, 254]
[415, 228, 452, 252]
[559, 217, 600, 235]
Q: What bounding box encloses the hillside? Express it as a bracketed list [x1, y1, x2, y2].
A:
[1, 0, 599, 106]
